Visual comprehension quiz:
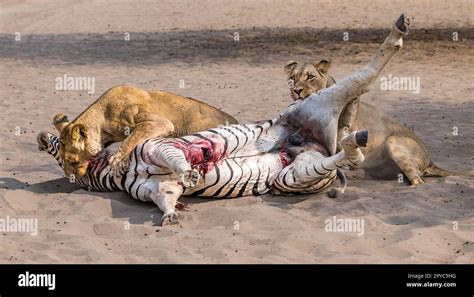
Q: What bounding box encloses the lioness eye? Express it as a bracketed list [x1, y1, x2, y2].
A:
[307, 74, 315, 79]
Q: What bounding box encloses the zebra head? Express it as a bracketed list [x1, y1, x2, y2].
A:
[37, 131, 64, 169]
[37, 131, 120, 192]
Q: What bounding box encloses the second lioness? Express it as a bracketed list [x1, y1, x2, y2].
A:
[284, 58, 461, 185]
[55, 85, 237, 177]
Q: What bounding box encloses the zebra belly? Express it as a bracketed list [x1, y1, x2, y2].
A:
[184, 153, 284, 198]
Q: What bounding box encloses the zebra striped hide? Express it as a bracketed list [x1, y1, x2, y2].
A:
[38, 123, 367, 225]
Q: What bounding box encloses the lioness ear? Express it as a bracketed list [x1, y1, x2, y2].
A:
[53, 113, 70, 133]
[71, 124, 88, 142]
[284, 61, 298, 75]
[315, 59, 332, 75]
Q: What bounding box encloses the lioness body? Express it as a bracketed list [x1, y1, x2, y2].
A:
[345, 100, 432, 181]
[56, 85, 238, 177]
[285, 59, 458, 185]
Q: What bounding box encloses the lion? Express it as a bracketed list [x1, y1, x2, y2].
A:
[54, 85, 238, 178]
[284, 59, 470, 185]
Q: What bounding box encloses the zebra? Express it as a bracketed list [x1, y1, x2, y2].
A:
[37, 124, 368, 225]
[37, 13, 410, 225]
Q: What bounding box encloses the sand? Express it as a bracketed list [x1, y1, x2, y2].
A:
[0, 0, 473, 263]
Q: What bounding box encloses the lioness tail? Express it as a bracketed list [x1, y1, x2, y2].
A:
[423, 162, 474, 177]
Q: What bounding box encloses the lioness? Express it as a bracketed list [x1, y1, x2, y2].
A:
[54, 85, 237, 177]
[284, 59, 466, 185]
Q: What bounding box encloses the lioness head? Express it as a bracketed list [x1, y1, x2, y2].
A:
[53, 113, 100, 178]
[284, 59, 336, 100]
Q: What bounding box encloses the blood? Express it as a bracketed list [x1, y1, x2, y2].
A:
[171, 136, 225, 175]
[279, 146, 290, 168]
[175, 202, 188, 211]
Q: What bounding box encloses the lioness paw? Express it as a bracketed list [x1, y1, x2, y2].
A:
[109, 153, 129, 177]
[178, 169, 201, 188]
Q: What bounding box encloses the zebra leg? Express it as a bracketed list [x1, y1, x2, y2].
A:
[145, 180, 184, 226]
[292, 13, 410, 156]
[147, 140, 201, 187]
[327, 13, 411, 106]
[320, 130, 368, 171]
[274, 130, 368, 194]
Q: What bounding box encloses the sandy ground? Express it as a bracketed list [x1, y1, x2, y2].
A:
[0, 0, 473, 263]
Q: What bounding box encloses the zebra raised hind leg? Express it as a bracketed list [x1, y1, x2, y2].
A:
[286, 13, 410, 158]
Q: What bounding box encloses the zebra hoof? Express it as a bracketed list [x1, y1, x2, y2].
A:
[395, 13, 410, 35]
[327, 188, 339, 198]
[161, 212, 179, 226]
[355, 130, 369, 147]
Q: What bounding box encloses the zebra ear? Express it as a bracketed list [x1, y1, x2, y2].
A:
[53, 113, 70, 133]
[284, 61, 298, 75]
